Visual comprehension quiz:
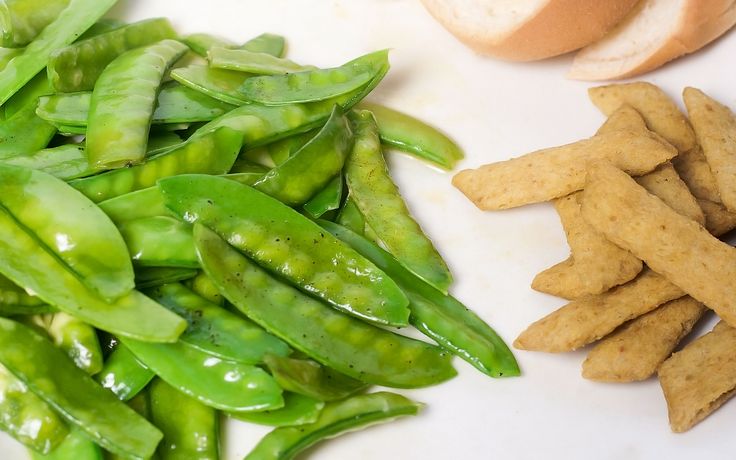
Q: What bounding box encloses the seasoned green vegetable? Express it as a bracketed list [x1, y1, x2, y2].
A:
[263, 354, 367, 401]
[95, 344, 154, 402]
[228, 392, 324, 427]
[208, 47, 312, 74]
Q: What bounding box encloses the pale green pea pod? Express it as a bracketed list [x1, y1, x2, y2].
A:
[2, 144, 90, 181]
[240, 33, 285, 57]
[29, 428, 103, 460]
[184, 33, 234, 56]
[0, 0, 71, 47]
[185, 271, 224, 306]
[98, 186, 170, 226]
[208, 47, 313, 75]
[46, 313, 103, 375]
[228, 392, 324, 427]
[119, 216, 198, 268]
[170, 65, 250, 105]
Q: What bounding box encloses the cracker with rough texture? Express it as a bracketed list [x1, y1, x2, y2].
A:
[684, 87, 736, 211]
[596, 103, 647, 132]
[581, 162, 736, 327]
[515, 269, 684, 352]
[698, 199, 736, 237]
[634, 163, 705, 224]
[672, 145, 722, 203]
[659, 321, 736, 432]
[453, 129, 676, 210]
[582, 296, 706, 382]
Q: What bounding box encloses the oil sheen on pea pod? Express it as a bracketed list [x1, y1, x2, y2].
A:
[194, 223, 456, 388]
[95, 344, 154, 402]
[346, 110, 453, 293]
[263, 354, 367, 401]
[229, 392, 324, 427]
[0, 164, 134, 300]
[46, 313, 103, 375]
[253, 105, 353, 206]
[86, 39, 188, 170]
[208, 47, 313, 74]
[118, 216, 199, 268]
[170, 65, 250, 105]
[29, 428, 103, 460]
[160, 175, 410, 327]
[2, 144, 90, 181]
[98, 186, 170, 225]
[0, 318, 163, 459]
[48, 18, 177, 93]
[244, 392, 422, 460]
[303, 176, 343, 219]
[0, 363, 69, 455]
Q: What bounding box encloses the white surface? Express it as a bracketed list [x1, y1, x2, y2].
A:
[4, 0, 736, 458]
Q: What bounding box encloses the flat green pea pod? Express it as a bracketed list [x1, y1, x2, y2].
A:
[208, 47, 313, 75]
[240, 50, 387, 105]
[86, 39, 188, 169]
[119, 216, 198, 268]
[5, 71, 52, 118]
[0, 318, 163, 458]
[185, 271, 224, 306]
[183, 33, 234, 56]
[37, 83, 236, 127]
[2, 144, 90, 180]
[0, 364, 69, 454]
[98, 187, 170, 225]
[253, 106, 352, 206]
[335, 196, 367, 235]
[48, 18, 177, 93]
[160, 175, 409, 327]
[72, 127, 243, 203]
[134, 267, 198, 290]
[170, 65, 250, 106]
[0, 0, 70, 47]
[146, 283, 291, 364]
[0, 0, 116, 105]
[121, 336, 284, 412]
[0, 164, 133, 300]
[320, 220, 520, 378]
[358, 102, 464, 170]
[263, 354, 367, 402]
[260, 129, 315, 166]
[0, 272, 46, 311]
[46, 313, 103, 375]
[149, 378, 219, 460]
[245, 392, 422, 460]
[229, 392, 323, 427]
[302, 176, 343, 219]
[194, 223, 456, 388]
[0, 103, 56, 159]
[241, 33, 286, 57]
[77, 18, 124, 41]
[95, 344, 154, 402]
[346, 110, 452, 293]
[29, 428, 103, 460]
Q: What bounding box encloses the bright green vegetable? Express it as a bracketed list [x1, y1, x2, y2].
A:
[303, 176, 343, 219]
[183, 33, 234, 56]
[95, 344, 154, 402]
[134, 267, 198, 290]
[4, 71, 51, 118]
[229, 392, 324, 427]
[170, 65, 250, 106]
[263, 354, 367, 402]
[45, 313, 103, 375]
[1, 144, 91, 180]
[119, 216, 198, 268]
[98, 187, 170, 225]
[0, 0, 71, 47]
[241, 33, 286, 57]
[208, 47, 312, 75]
[29, 428, 103, 460]
[0, 273, 45, 311]
[185, 272, 224, 306]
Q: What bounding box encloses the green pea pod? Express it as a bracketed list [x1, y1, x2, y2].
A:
[0, 303, 55, 316]
[320, 220, 520, 378]
[146, 283, 291, 364]
[48, 18, 177, 93]
[245, 392, 422, 460]
[5, 71, 51, 118]
[0, 103, 56, 160]
[46, 313, 103, 375]
[170, 65, 250, 105]
[2, 144, 91, 180]
[335, 196, 367, 235]
[160, 175, 409, 327]
[0, 272, 45, 310]
[229, 392, 323, 427]
[0, 47, 22, 74]
[0, 364, 69, 454]
[358, 102, 463, 170]
[228, 156, 270, 173]
[302, 176, 343, 219]
[134, 267, 198, 290]
[77, 18, 125, 41]
[262, 129, 315, 166]
[72, 127, 243, 203]
[0, 318, 163, 459]
[240, 50, 387, 105]
[149, 379, 219, 460]
[263, 354, 367, 402]
[86, 39, 188, 169]
[37, 83, 236, 127]
[119, 216, 198, 268]
[121, 336, 284, 412]
[98, 187, 170, 225]
[194, 223, 456, 388]
[253, 106, 352, 206]
[29, 428, 103, 460]
[185, 271, 224, 306]
[95, 344, 154, 402]
[208, 47, 312, 75]
[346, 110, 452, 293]
[0, 164, 133, 299]
[0, 0, 116, 105]
[241, 33, 286, 57]
[0, 0, 70, 47]
[183, 33, 234, 56]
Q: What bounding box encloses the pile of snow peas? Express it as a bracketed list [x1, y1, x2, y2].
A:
[0, 1, 519, 459]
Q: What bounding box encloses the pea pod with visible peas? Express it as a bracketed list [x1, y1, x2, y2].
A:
[95, 344, 154, 402]
[119, 216, 198, 268]
[0, 0, 71, 47]
[208, 47, 312, 75]
[263, 354, 367, 402]
[29, 428, 102, 460]
[229, 392, 324, 428]
[185, 271, 224, 306]
[45, 313, 103, 375]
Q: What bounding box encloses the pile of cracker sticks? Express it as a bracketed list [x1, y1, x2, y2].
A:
[453, 82, 736, 433]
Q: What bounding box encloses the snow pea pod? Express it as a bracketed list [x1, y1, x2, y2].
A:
[98, 187, 170, 225]
[208, 47, 312, 75]
[183, 33, 234, 56]
[134, 267, 198, 290]
[170, 65, 250, 105]
[121, 336, 284, 412]
[335, 196, 367, 235]
[0, 273, 45, 310]
[253, 106, 352, 206]
[0, 0, 116, 105]
[0, 103, 56, 159]
[302, 176, 343, 219]
[263, 354, 367, 402]
[0, 318, 163, 458]
[77, 18, 124, 41]
[149, 378, 219, 460]
[48, 18, 177, 93]
[0, 364, 68, 454]
[0, 164, 133, 300]
[46, 313, 103, 375]
[119, 216, 198, 268]
[345, 110, 452, 293]
[5, 71, 51, 118]
[194, 223, 456, 388]
[86, 39, 188, 169]
[241, 33, 286, 57]
[2, 144, 90, 180]
[160, 175, 409, 327]
[185, 271, 224, 306]
[95, 344, 154, 402]
[229, 392, 323, 427]
[29, 428, 102, 460]
[245, 392, 421, 460]
[0, 0, 70, 47]
[72, 127, 242, 203]
[262, 129, 315, 166]
[320, 220, 520, 378]
[358, 102, 464, 170]
[146, 283, 291, 363]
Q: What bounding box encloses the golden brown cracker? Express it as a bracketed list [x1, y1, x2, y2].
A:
[672, 145, 722, 203]
[582, 296, 706, 383]
[635, 163, 705, 225]
[453, 129, 676, 210]
[581, 162, 736, 327]
[596, 104, 647, 133]
[659, 321, 736, 432]
[515, 269, 684, 352]
[698, 199, 736, 237]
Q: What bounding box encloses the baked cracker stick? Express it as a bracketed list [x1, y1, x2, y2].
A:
[634, 163, 705, 224]
[659, 321, 736, 432]
[582, 296, 706, 382]
[453, 129, 676, 210]
[596, 103, 647, 132]
[672, 144, 722, 203]
[515, 268, 684, 352]
[581, 162, 736, 327]
[698, 199, 736, 237]
[683, 87, 736, 211]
